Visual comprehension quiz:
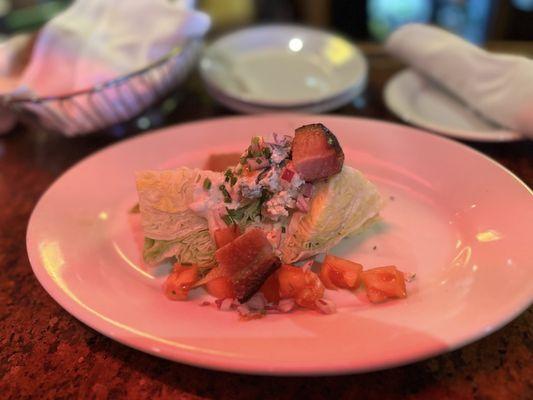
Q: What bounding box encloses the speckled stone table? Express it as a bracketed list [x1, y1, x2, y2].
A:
[1, 44, 532, 400]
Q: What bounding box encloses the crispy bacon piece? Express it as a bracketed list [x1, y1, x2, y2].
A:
[232, 258, 281, 303]
[215, 228, 281, 303]
[291, 123, 344, 181]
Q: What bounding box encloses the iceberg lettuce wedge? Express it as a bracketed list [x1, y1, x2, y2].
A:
[280, 166, 383, 263]
[136, 167, 217, 267]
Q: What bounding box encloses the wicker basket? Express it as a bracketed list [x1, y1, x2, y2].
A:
[3, 39, 202, 136]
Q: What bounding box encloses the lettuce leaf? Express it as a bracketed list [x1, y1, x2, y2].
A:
[143, 231, 216, 267]
[136, 167, 217, 267]
[280, 166, 383, 263]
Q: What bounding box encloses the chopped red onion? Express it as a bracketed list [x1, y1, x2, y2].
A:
[216, 298, 234, 311]
[247, 157, 270, 170]
[273, 133, 292, 146]
[281, 167, 295, 182]
[301, 259, 314, 272]
[237, 303, 251, 316]
[301, 183, 313, 197]
[277, 298, 295, 313]
[246, 292, 267, 311]
[296, 194, 309, 212]
[403, 271, 416, 283]
[315, 298, 337, 314]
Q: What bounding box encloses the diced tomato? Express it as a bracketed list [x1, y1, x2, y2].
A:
[205, 276, 235, 299]
[278, 264, 324, 309]
[259, 271, 280, 304]
[278, 265, 306, 298]
[366, 287, 389, 303]
[361, 265, 406, 303]
[214, 224, 241, 248]
[318, 263, 336, 290]
[319, 255, 362, 290]
[165, 264, 199, 300]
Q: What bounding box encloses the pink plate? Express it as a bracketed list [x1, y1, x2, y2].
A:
[27, 114, 533, 375]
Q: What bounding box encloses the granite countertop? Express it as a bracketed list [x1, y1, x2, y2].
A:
[1, 44, 532, 399]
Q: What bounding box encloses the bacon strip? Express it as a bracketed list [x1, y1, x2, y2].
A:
[215, 228, 281, 303]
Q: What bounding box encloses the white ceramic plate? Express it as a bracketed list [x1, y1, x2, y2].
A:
[384, 69, 523, 142]
[27, 114, 532, 375]
[200, 25, 367, 112]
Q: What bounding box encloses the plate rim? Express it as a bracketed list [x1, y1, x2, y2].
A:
[26, 113, 533, 375]
[203, 77, 366, 114]
[383, 69, 524, 143]
[199, 23, 368, 107]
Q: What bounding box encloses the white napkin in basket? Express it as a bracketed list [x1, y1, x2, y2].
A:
[386, 24, 533, 139]
[20, 0, 209, 96]
[2, 0, 210, 136]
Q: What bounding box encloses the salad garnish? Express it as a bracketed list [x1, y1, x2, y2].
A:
[134, 123, 412, 318]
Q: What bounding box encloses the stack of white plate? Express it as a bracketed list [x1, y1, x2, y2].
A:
[200, 25, 368, 114]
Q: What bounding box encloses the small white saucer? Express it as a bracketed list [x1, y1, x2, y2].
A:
[384, 69, 523, 142]
[200, 24, 368, 112]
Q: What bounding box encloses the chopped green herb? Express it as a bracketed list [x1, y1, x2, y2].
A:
[256, 157, 262, 164]
[262, 147, 271, 158]
[230, 176, 237, 186]
[240, 157, 247, 165]
[251, 136, 260, 146]
[226, 206, 244, 221]
[222, 214, 233, 225]
[219, 184, 232, 203]
[256, 168, 269, 183]
[203, 178, 211, 190]
[281, 226, 286, 233]
[224, 169, 233, 183]
[260, 189, 273, 202]
[227, 199, 262, 227]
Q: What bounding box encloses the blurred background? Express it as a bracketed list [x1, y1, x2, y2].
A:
[0, 0, 532, 44]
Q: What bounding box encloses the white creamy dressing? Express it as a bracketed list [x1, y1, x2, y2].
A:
[188, 171, 238, 233]
[238, 171, 262, 198]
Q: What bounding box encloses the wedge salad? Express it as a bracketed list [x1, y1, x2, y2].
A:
[135, 123, 410, 318]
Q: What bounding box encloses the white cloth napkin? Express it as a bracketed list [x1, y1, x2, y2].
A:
[386, 23, 533, 139]
[1, 0, 210, 136]
[19, 0, 209, 96]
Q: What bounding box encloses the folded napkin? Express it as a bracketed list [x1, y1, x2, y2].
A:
[20, 0, 209, 96]
[386, 24, 533, 139]
[1, 0, 210, 136]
